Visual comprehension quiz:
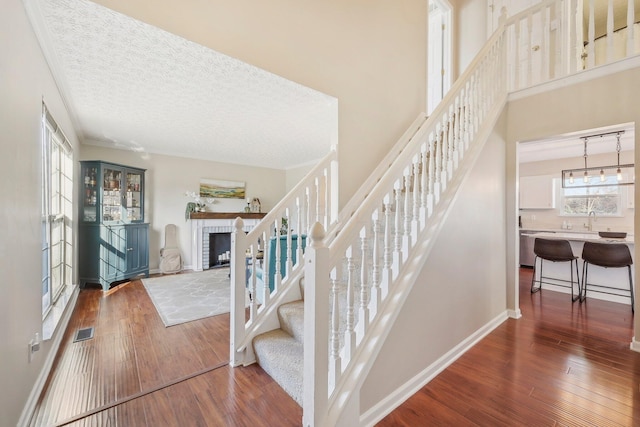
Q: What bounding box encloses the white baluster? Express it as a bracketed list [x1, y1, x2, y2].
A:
[412, 155, 421, 235]
[514, 19, 521, 90]
[447, 106, 454, 180]
[370, 209, 382, 310]
[429, 132, 439, 205]
[328, 272, 341, 392]
[439, 118, 448, 191]
[356, 227, 370, 338]
[315, 175, 323, 226]
[627, 0, 635, 57]
[393, 181, 404, 267]
[296, 196, 304, 264]
[249, 244, 258, 320]
[274, 217, 282, 292]
[403, 167, 412, 239]
[343, 247, 356, 362]
[452, 97, 460, 168]
[420, 144, 431, 219]
[285, 208, 293, 278]
[382, 194, 394, 291]
[541, 4, 550, 82]
[587, 0, 595, 68]
[607, 0, 614, 63]
[463, 84, 471, 150]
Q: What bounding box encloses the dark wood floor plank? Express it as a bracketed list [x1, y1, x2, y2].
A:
[378, 268, 640, 426]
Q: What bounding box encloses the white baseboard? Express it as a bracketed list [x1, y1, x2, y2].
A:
[360, 310, 509, 426]
[508, 308, 522, 319]
[630, 336, 640, 353]
[17, 285, 80, 427]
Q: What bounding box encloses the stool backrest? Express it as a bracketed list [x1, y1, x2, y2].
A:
[533, 238, 575, 262]
[582, 241, 632, 268]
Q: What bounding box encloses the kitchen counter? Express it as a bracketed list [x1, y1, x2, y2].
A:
[525, 232, 634, 307]
[531, 231, 634, 244]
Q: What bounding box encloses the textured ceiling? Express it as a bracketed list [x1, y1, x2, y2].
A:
[29, 0, 337, 169]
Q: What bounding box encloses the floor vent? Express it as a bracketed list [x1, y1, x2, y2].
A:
[73, 327, 94, 343]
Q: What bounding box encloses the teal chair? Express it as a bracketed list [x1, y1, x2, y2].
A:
[268, 234, 306, 291]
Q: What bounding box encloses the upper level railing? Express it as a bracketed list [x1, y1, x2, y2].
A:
[302, 0, 640, 425]
[504, 0, 638, 92]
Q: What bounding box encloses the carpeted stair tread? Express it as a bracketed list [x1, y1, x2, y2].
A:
[253, 329, 303, 406]
[278, 300, 304, 343]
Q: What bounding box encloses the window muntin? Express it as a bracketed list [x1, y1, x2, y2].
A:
[561, 176, 621, 216]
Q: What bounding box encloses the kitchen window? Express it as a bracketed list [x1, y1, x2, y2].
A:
[561, 176, 621, 216]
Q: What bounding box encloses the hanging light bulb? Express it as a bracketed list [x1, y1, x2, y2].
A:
[569, 171, 574, 184]
[582, 137, 589, 183]
[616, 133, 623, 181]
[599, 168, 605, 182]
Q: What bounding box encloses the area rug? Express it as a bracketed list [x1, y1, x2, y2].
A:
[142, 267, 241, 327]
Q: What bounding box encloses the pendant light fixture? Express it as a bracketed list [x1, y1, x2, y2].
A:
[561, 130, 634, 188]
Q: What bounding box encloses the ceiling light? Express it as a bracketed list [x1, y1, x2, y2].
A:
[561, 130, 634, 188]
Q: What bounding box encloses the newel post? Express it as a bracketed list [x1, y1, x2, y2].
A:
[230, 217, 247, 367]
[303, 222, 329, 427]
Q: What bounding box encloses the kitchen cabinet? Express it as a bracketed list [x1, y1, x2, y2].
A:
[520, 175, 556, 209]
[79, 161, 149, 290]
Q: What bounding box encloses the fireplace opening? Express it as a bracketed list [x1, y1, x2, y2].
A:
[209, 232, 231, 268]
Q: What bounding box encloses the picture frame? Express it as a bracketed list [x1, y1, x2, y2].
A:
[199, 178, 246, 199]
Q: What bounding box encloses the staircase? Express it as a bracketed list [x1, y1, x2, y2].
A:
[253, 299, 305, 404]
[230, 1, 640, 425]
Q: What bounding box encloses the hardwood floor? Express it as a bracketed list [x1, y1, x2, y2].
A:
[30, 268, 640, 426]
[28, 275, 302, 427]
[378, 267, 640, 426]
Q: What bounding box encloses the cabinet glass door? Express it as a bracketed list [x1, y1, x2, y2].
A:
[125, 170, 143, 222]
[102, 167, 122, 222]
[82, 165, 98, 222]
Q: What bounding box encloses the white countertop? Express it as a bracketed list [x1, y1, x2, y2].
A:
[527, 231, 634, 244]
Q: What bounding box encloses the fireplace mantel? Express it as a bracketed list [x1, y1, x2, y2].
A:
[188, 212, 265, 271]
[189, 212, 266, 220]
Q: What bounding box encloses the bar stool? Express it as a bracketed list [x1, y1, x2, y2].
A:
[530, 238, 580, 301]
[581, 241, 634, 313]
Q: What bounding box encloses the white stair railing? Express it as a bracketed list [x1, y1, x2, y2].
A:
[230, 147, 338, 367]
[303, 0, 640, 425]
[229, 114, 430, 367]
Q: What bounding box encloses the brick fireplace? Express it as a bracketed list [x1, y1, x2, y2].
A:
[189, 212, 265, 271]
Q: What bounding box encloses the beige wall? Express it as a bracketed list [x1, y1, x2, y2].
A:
[91, 0, 428, 209]
[361, 117, 509, 414]
[1, 1, 81, 425]
[79, 145, 287, 271]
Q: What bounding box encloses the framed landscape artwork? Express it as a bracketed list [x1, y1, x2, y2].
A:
[199, 178, 246, 199]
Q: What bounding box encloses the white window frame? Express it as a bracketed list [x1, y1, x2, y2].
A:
[42, 105, 74, 318]
[559, 177, 623, 217]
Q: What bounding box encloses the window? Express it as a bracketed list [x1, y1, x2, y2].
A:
[42, 105, 73, 317]
[562, 176, 621, 216]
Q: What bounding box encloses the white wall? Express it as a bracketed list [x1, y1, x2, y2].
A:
[450, 0, 490, 78]
[79, 145, 287, 271]
[91, 0, 428, 210]
[360, 116, 508, 415]
[0, 1, 81, 425]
